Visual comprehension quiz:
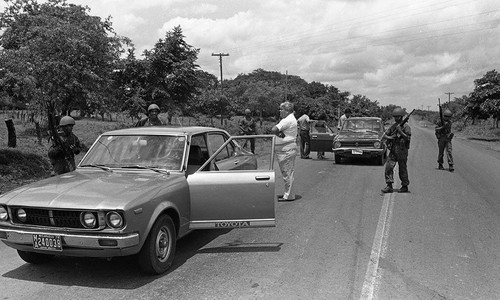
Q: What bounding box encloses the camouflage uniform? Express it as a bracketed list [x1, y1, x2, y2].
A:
[48, 130, 83, 175]
[435, 119, 454, 168]
[384, 123, 411, 188]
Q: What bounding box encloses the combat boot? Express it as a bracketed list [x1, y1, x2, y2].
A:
[398, 185, 409, 193]
[438, 163, 444, 170]
[381, 183, 393, 193]
[449, 164, 454, 172]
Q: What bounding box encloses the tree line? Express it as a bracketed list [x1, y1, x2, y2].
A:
[1, 0, 498, 129]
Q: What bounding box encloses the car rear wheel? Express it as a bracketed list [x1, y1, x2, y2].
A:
[17, 250, 54, 264]
[138, 214, 177, 275]
[334, 154, 342, 164]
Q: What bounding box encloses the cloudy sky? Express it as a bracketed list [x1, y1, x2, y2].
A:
[3, 0, 500, 110]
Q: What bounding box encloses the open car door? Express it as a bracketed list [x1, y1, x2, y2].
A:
[310, 122, 336, 152]
[188, 135, 276, 229]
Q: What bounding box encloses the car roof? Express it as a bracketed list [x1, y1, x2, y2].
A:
[102, 126, 227, 136]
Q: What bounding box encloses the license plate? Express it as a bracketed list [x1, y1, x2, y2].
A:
[352, 149, 363, 155]
[32, 234, 62, 251]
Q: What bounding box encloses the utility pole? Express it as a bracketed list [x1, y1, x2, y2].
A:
[444, 92, 454, 105]
[284, 70, 288, 101]
[212, 52, 229, 125]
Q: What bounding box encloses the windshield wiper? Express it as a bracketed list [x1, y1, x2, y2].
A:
[80, 164, 113, 172]
[121, 165, 170, 175]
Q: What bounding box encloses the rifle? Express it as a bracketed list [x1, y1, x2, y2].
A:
[47, 102, 72, 161]
[436, 98, 453, 140]
[383, 109, 415, 149]
[438, 98, 444, 125]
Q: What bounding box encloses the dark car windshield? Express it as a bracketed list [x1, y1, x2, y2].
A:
[80, 135, 187, 171]
[342, 119, 382, 132]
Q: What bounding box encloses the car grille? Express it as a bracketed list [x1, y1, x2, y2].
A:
[10, 207, 96, 229]
[340, 141, 375, 147]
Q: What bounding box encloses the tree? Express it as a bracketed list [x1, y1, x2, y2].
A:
[143, 26, 200, 115]
[465, 70, 499, 126]
[0, 0, 125, 116]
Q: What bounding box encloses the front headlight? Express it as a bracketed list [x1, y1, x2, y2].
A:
[374, 141, 381, 148]
[106, 211, 124, 228]
[0, 206, 8, 221]
[81, 212, 97, 228]
[16, 208, 27, 222]
[333, 141, 341, 149]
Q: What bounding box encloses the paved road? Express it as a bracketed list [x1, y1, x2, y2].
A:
[1, 120, 500, 299]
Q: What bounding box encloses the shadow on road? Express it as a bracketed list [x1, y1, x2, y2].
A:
[1, 229, 230, 289]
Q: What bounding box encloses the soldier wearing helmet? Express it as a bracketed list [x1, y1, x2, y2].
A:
[239, 108, 257, 153]
[435, 108, 454, 171]
[135, 103, 166, 127]
[48, 116, 83, 175]
[381, 107, 412, 193]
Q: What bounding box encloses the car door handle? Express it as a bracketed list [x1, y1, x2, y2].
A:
[255, 176, 270, 181]
[234, 160, 239, 164]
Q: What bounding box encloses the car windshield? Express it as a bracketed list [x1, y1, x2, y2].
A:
[80, 135, 187, 171]
[342, 119, 382, 132]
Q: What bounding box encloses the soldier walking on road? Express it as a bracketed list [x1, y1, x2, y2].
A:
[381, 107, 412, 193]
[435, 109, 454, 172]
[239, 108, 257, 154]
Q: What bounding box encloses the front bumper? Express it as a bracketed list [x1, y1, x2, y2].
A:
[0, 227, 140, 257]
[332, 147, 384, 157]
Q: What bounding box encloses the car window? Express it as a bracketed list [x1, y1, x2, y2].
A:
[80, 135, 185, 170]
[208, 133, 231, 161]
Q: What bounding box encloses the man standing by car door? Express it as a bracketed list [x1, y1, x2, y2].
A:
[381, 107, 411, 193]
[271, 101, 298, 201]
[297, 112, 314, 159]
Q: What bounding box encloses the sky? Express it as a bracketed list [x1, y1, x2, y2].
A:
[2, 0, 500, 111]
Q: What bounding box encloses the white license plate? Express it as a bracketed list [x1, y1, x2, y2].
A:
[352, 149, 363, 155]
[33, 234, 62, 251]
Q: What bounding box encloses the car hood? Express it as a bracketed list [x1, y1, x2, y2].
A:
[0, 170, 183, 209]
[335, 131, 381, 140]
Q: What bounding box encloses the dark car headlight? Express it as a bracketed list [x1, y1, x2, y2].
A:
[374, 141, 381, 148]
[333, 141, 341, 149]
[106, 211, 124, 229]
[81, 212, 97, 228]
[0, 206, 8, 221]
[16, 208, 27, 222]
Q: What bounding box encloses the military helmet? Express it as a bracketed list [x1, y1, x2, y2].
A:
[59, 116, 75, 126]
[148, 104, 160, 112]
[392, 107, 405, 116]
[244, 108, 251, 114]
[443, 109, 452, 117]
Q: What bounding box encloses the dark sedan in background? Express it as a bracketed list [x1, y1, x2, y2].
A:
[332, 117, 388, 165]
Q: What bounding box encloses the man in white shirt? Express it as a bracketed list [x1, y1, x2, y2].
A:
[337, 108, 352, 130]
[271, 101, 298, 201]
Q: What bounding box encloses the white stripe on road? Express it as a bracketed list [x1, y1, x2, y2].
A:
[360, 192, 395, 300]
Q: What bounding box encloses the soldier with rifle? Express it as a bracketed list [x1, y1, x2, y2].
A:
[48, 115, 83, 175]
[435, 98, 454, 172]
[381, 107, 414, 193]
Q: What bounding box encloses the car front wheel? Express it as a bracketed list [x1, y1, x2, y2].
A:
[138, 214, 177, 275]
[17, 250, 54, 264]
[334, 154, 342, 164]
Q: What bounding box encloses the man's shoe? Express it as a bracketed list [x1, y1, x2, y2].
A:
[398, 186, 409, 193]
[449, 165, 454, 172]
[438, 163, 444, 170]
[381, 184, 393, 193]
